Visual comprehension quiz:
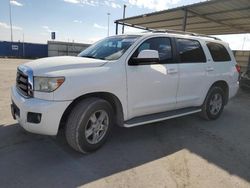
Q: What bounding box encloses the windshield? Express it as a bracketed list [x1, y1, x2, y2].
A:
[78, 35, 140, 60]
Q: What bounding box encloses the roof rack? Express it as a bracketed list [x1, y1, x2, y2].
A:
[153, 29, 221, 41]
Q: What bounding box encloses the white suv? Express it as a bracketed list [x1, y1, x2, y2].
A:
[11, 32, 239, 153]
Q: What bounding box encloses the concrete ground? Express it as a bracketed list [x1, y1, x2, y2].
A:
[0, 58, 250, 188]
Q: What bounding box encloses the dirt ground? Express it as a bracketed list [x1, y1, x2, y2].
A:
[0, 58, 250, 188]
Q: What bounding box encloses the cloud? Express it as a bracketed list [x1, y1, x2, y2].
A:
[82, 0, 99, 6]
[104, 0, 121, 8]
[63, 0, 79, 4]
[73, 20, 82, 23]
[64, 0, 182, 10]
[63, 0, 98, 6]
[42, 26, 57, 33]
[0, 22, 22, 30]
[93, 23, 107, 30]
[10, 0, 23, 6]
[63, 0, 121, 8]
[127, 0, 180, 11]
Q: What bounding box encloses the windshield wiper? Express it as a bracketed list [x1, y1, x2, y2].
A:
[81, 55, 96, 59]
[81, 55, 105, 60]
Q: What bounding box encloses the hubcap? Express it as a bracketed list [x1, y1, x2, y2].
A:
[85, 110, 109, 144]
[209, 93, 223, 115]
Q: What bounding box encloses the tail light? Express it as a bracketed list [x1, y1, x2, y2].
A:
[235, 64, 241, 73]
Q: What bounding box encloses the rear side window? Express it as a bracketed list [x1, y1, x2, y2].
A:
[206, 42, 231, 62]
[177, 38, 206, 63]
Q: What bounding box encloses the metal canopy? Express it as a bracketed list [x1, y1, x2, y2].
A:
[115, 0, 250, 35]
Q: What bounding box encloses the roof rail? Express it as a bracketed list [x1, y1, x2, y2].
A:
[153, 29, 221, 40]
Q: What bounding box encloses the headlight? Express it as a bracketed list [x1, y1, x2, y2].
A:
[34, 77, 65, 92]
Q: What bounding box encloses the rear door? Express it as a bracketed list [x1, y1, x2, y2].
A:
[175, 38, 210, 108]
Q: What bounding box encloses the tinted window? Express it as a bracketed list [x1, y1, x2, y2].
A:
[177, 38, 206, 63]
[206, 42, 231, 62]
[132, 37, 173, 64]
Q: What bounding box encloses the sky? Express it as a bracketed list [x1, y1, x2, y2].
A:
[0, 0, 249, 50]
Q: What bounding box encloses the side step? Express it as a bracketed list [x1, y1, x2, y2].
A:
[124, 107, 201, 128]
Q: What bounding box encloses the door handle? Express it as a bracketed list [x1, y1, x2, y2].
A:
[167, 68, 178, 74]
[206, 67, 214, 72]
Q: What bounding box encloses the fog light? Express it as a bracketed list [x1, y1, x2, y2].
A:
[27, 112, 42, 124]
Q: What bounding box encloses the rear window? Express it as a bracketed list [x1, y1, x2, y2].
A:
[206, 42, 231, 62]
[177, 38, 206, 63]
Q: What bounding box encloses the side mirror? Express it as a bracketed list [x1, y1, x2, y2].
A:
[129, 50, 160, 65]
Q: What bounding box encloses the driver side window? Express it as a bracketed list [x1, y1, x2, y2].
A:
[130, 37, 173, 64]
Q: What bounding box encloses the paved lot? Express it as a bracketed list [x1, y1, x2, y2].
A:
[0, 58, 250, 188]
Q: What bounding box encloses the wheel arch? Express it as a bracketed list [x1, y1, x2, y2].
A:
[59, 92, 124, 130]
[207, 80, 229, 105]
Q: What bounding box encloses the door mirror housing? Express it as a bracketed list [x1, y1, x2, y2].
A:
[129, 50, 160, 65]
[138, 49, 159, 59]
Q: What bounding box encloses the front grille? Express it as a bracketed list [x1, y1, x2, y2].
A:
[16, 69, 29, 97]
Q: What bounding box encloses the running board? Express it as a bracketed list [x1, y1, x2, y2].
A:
[124, 107, 201, 128]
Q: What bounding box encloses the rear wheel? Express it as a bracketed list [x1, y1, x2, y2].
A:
[200, 87, 225, 120]
[65, 98, 114, 153]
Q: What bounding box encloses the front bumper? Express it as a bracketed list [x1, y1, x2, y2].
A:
[11, 86, 71, 135]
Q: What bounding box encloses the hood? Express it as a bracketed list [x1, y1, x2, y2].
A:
[24, 56, 108, 76]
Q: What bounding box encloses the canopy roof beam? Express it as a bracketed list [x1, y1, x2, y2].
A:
[187, 8, 248, 33]
[114, 0, 250, 35]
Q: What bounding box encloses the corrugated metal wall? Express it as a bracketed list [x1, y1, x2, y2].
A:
[0, 41, 48, 58]
[234, 51, 250, 72]
[1, 41, 250, 71]
[48, 41, 90, 57]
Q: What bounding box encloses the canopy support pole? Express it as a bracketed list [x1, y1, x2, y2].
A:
[115, 22, 118, 35]
[182, 8, 188, 31]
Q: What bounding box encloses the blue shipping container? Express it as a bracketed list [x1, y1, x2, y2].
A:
[0, 41, 48, 58]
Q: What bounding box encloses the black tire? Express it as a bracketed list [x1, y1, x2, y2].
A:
[65, 98, 114, 153]
[200, 87, 225, 120]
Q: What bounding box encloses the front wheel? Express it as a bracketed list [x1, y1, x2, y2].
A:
[65, 98, 114, 153]
[200, 87, 225, 120]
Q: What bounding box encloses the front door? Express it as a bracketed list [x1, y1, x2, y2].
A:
[126, 37, 179, 119]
